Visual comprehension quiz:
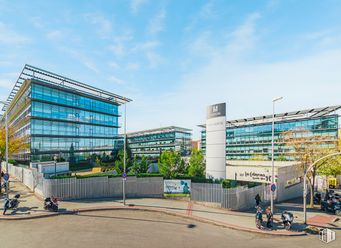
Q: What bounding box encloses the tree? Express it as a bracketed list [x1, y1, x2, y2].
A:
[318, 157, 341, 177]
[187, 149, 205, 177]
[0, 126, 29, 161]
[158, 150, 185, 178]
[130, 155, 150, 175]
[279, 129, 336, 207]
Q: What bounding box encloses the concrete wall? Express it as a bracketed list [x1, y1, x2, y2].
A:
[276, 164, 304, 202]
[2, 162, 53, 194]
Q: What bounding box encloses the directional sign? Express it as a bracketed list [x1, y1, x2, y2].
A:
[270, 183, 277, 192]
[3, 173, 9, 181]
[123, 173, 127, 178]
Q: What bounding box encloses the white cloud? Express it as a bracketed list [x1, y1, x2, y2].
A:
[46, 30, 64, 41]
[126, 13, 341, 138]
[108, 61, 119, 70]
[60, 48, 100, 74]
[126, 62, 140, 70]
[225, 12, 261, 55]
[109, 76, 125, 85]
[0, 79, 14, 90]
[130, 0, 148, 15]
[86, 13, 112, 39]
[185, 0, 217, 31]
[0, 22, 30, 45]
[148, 8, 166, 34]
[146, 51, 164, 68]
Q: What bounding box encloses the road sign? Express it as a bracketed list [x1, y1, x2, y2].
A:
[123, 173, 127, 178]
[270, 183, 276, 192]
[3, 173, 9, 181]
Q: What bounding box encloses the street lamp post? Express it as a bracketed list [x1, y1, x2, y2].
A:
[123, 103, 127, 206]
[0, 101, 9, 198]
[303, 152, 341, 224]
[271, 97, 283, 213]
[54, 154, 57, 177]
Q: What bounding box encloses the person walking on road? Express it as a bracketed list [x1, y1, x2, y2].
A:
[255, 194, 261, 207]
[265, 207, 273, 228]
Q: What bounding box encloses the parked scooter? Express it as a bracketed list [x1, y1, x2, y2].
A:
[281, 211, 294, 230]
[255, 207, 263, 229]
[3, 194, 20, 215]
[44, 196, 59, 212]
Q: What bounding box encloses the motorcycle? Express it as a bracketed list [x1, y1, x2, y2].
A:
[3, 194, 20, 215]
[281, 211, 294, 230]
[44, 196, 59, 212]
[321, 198, 341, 216]
[255, 207, 263, 229]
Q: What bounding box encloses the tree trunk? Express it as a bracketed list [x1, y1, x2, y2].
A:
[310, 170, 316, 208]
[307, 178, 314, 207]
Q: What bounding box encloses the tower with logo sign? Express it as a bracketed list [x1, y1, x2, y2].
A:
[205, 103, 226, 179]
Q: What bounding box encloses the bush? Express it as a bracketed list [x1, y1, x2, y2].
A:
[8, 159, 17, 165]
[222, 180, 238, 188]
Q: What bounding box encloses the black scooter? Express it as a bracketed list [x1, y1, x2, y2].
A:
[44, 196, 59, 212]
[3, 194, 20, 215]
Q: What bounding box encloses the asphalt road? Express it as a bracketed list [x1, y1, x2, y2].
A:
[0, 210, 340, 248]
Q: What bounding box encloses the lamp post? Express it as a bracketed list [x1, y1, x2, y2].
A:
[271, 97, 283, 213]
[123, 103, 127, 206]
[0, 101, 9, 198]
[54, 154, 57, 177]
[303, 152, 341, 224]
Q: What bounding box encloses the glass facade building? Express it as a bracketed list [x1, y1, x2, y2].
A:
[127, 126, 192, 160]
[3, 65, 131, 164]
[200, 106, 340, 161]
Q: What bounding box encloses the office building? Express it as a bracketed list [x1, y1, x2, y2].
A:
[200, 106, 340, 161]
[2, 64, 131, 164]
[127, 126, 192, 160]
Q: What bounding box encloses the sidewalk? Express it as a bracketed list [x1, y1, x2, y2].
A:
[1, 180, 339, 236]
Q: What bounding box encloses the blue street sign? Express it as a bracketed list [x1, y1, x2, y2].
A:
[270, 183, 276, 192]
[123, 173, 127, 178]
[4, 173, 9, 181]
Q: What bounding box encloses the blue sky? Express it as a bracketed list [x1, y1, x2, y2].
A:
[1, 0, 341, 138]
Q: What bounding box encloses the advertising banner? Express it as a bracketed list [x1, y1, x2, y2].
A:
[164, 180, 191, 194]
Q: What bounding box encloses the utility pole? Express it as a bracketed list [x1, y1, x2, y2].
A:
[123, 103, 127, 206]
[271, 97, 283, 213]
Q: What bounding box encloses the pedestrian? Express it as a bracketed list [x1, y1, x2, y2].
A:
[255, 193, 261, 207]
[265, 207, 273, 228]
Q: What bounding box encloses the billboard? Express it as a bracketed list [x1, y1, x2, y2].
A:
[206, 103, 226, 179]
[164, 180, 191, 194]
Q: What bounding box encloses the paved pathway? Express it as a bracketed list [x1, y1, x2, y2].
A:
[1, 180, 340, 236]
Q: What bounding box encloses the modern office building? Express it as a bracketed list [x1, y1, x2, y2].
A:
[200, 106, 340, 161]
[127, 126, 192, 160]
[2, 64, 131, 164]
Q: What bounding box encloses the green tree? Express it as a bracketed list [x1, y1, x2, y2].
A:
[130, 155, 150, 175]
[318, 157, 341, 177]
[158, 150, 185, 178]
[187, 149, 205, 177]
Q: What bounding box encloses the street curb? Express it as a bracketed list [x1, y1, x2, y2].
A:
[0, 205, 306, 236]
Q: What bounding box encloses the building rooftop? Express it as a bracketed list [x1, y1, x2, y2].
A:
[2, 64, 132, 111]
[127, 126, 192, 137]
[199, 105, 341, 128]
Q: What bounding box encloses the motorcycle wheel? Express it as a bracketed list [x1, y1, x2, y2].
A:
[285, 223, 291, 231]
[255, 219, 262, 229]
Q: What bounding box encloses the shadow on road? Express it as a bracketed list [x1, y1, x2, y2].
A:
[75, 212, 197, 229]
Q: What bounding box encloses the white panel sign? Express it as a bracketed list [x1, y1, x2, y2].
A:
[206, 103, 226, 179]
[226, 165, 278, 183]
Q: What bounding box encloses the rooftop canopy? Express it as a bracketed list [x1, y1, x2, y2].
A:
[198, 105, 341, 128]
[127, 126, 192, 137]
[2, 64, 132, 111]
